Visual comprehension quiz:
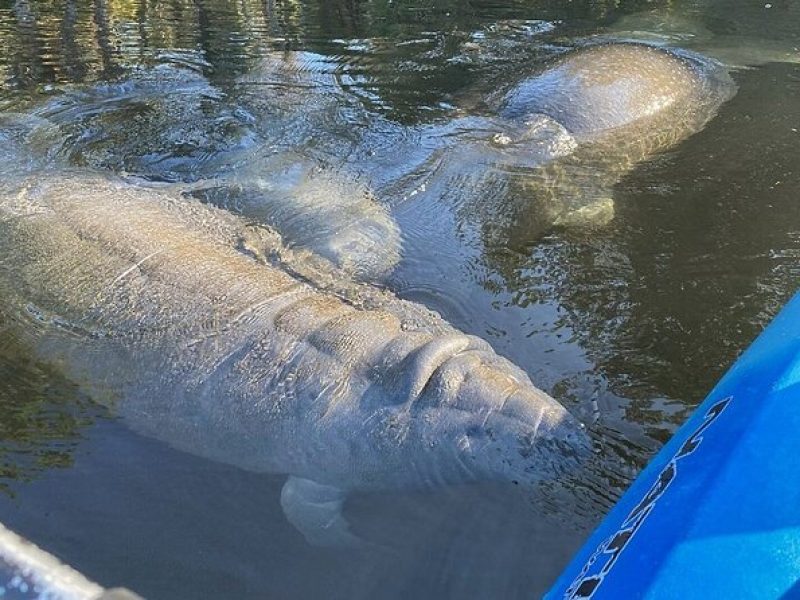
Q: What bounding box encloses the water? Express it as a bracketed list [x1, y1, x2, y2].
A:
[0, 0, 798, 597]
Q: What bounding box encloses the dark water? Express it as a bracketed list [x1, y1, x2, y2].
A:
[0, 0, 799, 597]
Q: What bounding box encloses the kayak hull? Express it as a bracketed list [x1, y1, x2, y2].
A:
[547, 292, 800, 599]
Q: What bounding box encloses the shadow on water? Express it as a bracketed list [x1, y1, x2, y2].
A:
[0, 0, 799, 598]
[0, 314, 103, 495]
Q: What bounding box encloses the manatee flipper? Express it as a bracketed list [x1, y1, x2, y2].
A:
[280, 476, 363, 547]
[553, 196, 615, 228]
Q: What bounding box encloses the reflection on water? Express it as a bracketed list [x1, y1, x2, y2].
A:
[0, 323, 101, 495]
[1, 0, 799, 598]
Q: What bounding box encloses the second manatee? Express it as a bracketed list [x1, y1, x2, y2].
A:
[487, 42, 736, 232]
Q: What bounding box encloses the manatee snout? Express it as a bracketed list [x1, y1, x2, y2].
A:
[476, 387, 590, 486]
[406, 343, 590, 487]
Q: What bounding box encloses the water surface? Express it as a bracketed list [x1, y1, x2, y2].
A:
[0, 0, 799, 597]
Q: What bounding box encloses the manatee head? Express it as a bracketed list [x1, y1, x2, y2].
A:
[353, 333, 590, 492]
[455, 379, 589, 488]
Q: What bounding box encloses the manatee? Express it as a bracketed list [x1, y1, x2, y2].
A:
[483, 42, 737, 232]
[12, 53, 403, 281]
[186, 150, 402, 282]
[0, 170, 587, 546]
[370, 42, 737, 241]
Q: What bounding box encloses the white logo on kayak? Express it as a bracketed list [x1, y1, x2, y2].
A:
[565, 396, 733, 599]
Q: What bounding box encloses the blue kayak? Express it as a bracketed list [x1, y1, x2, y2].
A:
[547, 292, 800, 599]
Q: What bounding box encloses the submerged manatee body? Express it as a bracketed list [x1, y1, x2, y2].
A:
[21, 58, 402, 284]
[190, 151, 401, 282]
[488, 43, 736, 233]
[0, 171, 587, 546]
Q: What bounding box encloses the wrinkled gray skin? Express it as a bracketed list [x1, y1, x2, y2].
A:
[481, 42, 737, 233]
[0, 169, 587, 546]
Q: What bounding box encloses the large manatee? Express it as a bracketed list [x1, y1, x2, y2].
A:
[361, 42, 737, 244]
[0, 170, 587, 546]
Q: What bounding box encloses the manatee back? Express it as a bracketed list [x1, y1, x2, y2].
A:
[498, 43, 735, 145]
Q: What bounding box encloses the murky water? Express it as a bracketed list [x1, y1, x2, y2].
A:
[0, 0, 798, 597]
